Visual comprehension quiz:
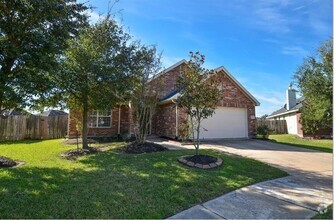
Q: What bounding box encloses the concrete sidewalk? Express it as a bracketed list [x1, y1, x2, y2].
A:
[148, 137, 333, 219]
[168, 176, 331, 219]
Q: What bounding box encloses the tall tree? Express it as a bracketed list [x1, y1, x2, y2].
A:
[131, 45, 161, 144]
[176, 52, 221, 155]
[0, 0, 88, 111]
[56, 15, 138, 148]
[294, 38, 333, 134]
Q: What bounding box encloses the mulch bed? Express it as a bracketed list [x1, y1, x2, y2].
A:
[118, 142, 169, 154]
[186, 154, 217, 165]
[0, 156, 17, 167]
[61, 147, 99, 160]
[178, 154, 223, 169]
[62, 138, 98, 145]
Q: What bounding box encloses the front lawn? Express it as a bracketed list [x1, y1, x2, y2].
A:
[268, 134, 333, 153]
[0, 139, 286, 218]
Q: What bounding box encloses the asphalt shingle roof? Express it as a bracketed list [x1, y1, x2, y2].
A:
[159, 89, 181, 102]
[41, 110, 68, 116]
[267, 97, 304, 118]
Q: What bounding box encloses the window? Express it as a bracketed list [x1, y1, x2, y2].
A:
[218, 83, 223, 92]
[89, 110, 112, 128]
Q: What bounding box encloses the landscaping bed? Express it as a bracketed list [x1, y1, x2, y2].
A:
[178, 154, 223, 169]
[118, 142, 168, 154]
[61, 147, 99, 160]
[0, 156, 17, 167]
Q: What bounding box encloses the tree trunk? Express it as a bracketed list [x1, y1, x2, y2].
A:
[190, 115, 196, 150]
[82, 102, 89, 149]
[0, 89, 3, 111]
[196, 119, 200, 155]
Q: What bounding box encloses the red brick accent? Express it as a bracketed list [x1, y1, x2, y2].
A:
[68, 105, 131, 138]
[152, 103, 176, 138]
[150, 65, 258, 138]
[148, 63, 185, 99]
[296, 112, 303, 137]
[68, 62, 258, 139]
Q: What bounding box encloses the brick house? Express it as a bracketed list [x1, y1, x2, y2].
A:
[266, 87, 332, 138]
[68, 60, 260, 139]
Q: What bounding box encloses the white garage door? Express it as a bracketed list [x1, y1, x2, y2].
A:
[199, 107, 248, 139]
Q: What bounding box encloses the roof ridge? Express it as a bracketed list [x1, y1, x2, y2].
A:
[147, 59, 187, 83]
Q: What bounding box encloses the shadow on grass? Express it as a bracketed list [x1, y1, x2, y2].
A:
[0, 139, 44, 145]
[0, 149, 287, 219]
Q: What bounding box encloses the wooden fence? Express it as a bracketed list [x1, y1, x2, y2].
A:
[256, 119, 288, 134]
[0, 115, 68, 141]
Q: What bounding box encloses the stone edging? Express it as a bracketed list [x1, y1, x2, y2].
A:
[178, 155, 223, 169]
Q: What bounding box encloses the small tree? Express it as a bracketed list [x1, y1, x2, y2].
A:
[176, 52, 221, 155]
[56, 15, 138, 149]
[131, 46, 162, 144]
[293, 38, 332, 135]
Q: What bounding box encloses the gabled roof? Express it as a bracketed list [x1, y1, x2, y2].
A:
[159, 89, 181, 104]
[156, 61, 260, 106]
[215, 66, 260, 106]
[8, 109, 22, 116]
[267, 97, 304, 119]
[41, 110, 68, 116]
[7, 109, 31, 116]
[147, 59, 187, 83]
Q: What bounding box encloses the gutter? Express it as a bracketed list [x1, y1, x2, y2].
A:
[266, 109, 299, 119]
[118, 106, 121, 135]
[172, 100, 178, 138]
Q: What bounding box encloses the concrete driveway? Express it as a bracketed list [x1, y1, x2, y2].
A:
[150, 138, 333, 219]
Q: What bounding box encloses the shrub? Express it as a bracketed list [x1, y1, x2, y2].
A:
[256, 125, 270, 139]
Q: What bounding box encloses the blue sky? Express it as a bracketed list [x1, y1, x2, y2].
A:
[82, 0, 332, 116]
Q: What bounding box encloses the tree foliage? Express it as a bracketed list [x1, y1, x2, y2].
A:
[131, 46, 162, 144]
[176, 52, 221, 155]
[56, 15, 139, 148]
[294, 38, 333, 134]
[0, 0, 88, 110]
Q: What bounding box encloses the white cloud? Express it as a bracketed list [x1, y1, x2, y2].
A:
[253, 7, 291, 33]
[161, 56, 184, 68]
[85, 10, 103, 24]
[282, 46, 309, 56]
[292, 5, 306, 11]
[253, 93, 285, 106]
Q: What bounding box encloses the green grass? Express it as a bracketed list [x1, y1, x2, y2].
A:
[312, 204, 333, 219]
[267, 134, 333, 153]
[0, 139, 287, 218]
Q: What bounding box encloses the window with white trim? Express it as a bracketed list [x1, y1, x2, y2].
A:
[89, 110, 112, 128]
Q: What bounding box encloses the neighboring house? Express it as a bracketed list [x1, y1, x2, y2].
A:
[68, 60, 260, 139]
[266, 87, 304, 136]
[8, 109, 23, 116]
[40, 110, 68, 117]
[7, 109, 31, 116]
[266, 87, 331, 137]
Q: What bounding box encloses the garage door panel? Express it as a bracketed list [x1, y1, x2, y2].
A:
[199, 107, 248, 139]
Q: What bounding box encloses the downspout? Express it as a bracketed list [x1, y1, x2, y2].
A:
[128, 102, 132, 136]
[149, 112, 152, 135]
[117, 106, 121, 139]
[172, 100, 178, 139]
[173, 64, 182, 139]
